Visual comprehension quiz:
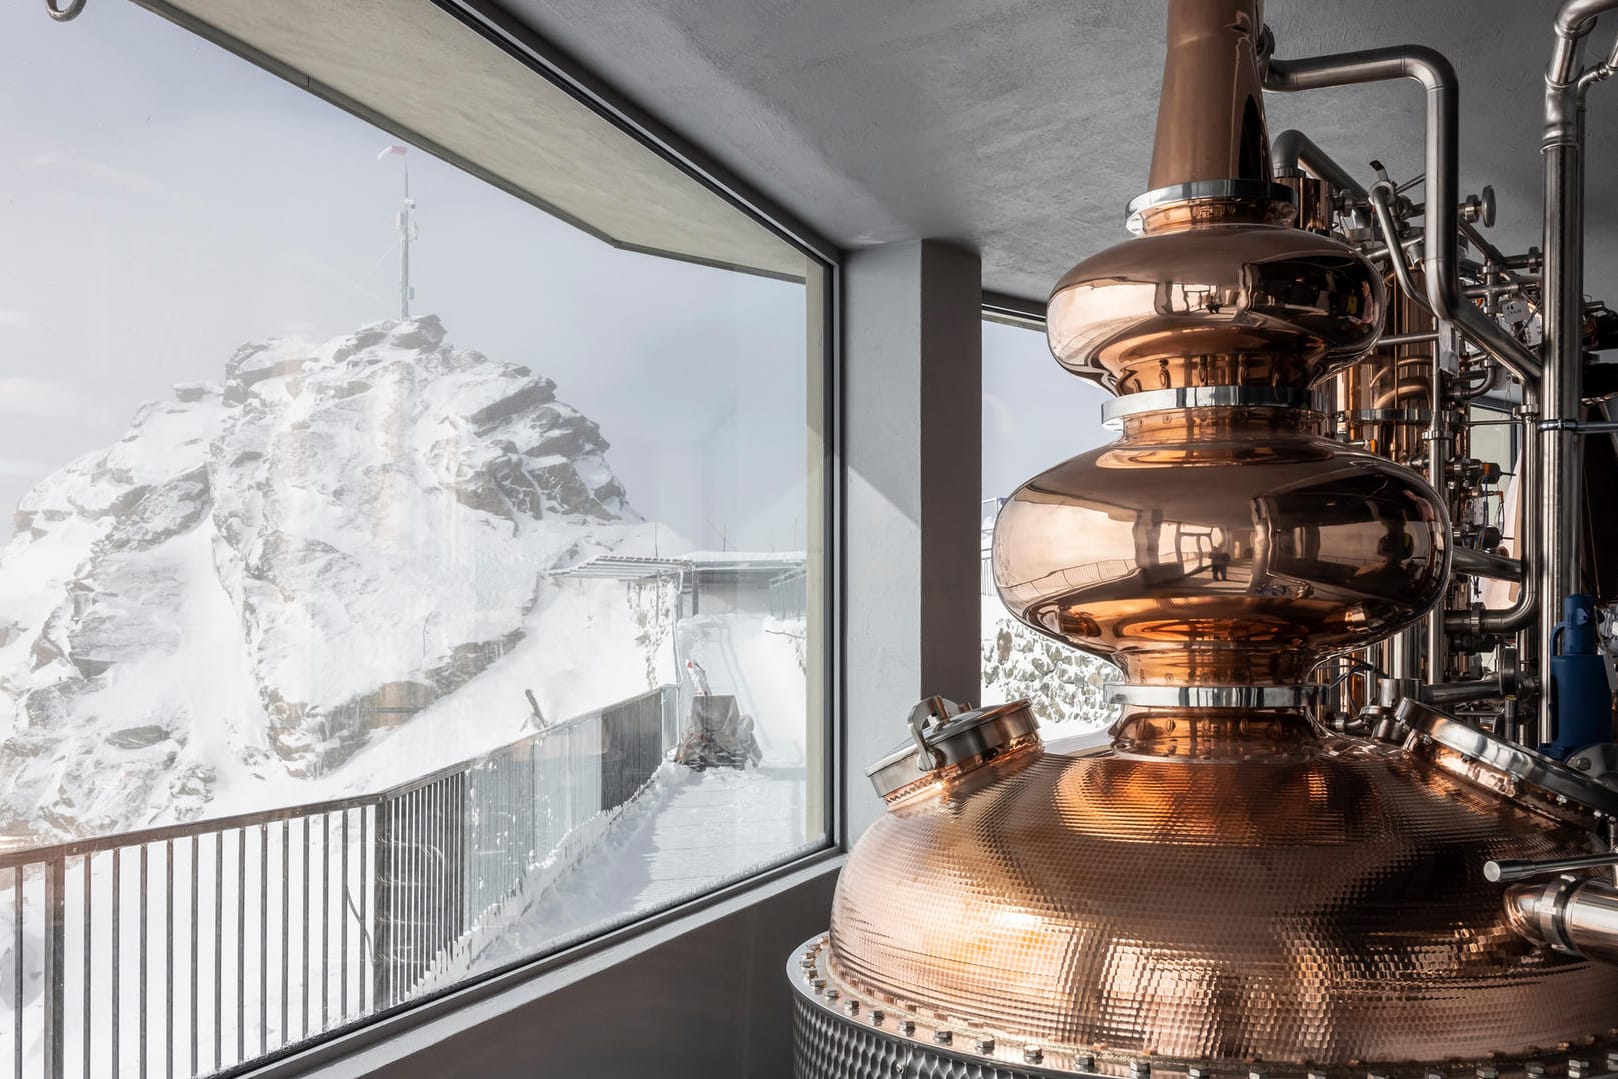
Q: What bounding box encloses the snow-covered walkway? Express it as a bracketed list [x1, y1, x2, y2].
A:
[466, 759, 810, 973]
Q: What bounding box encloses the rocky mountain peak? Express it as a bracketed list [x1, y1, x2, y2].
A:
[0, 318, 642, 840]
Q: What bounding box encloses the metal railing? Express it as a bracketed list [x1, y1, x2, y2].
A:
[768, 566, 808, 620]
[1, 684, 676, 1079]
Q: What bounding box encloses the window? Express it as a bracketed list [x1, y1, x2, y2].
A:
[979, 316, 1117, 734]
[0, 2, 830, 1075]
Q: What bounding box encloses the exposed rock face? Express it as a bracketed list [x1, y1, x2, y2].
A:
[0, 317, 639, 839]
[980, 612, 1119, 733]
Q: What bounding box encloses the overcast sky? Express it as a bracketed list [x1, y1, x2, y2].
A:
[983, 320, 1111, 504]
[0, 0, 808, 553]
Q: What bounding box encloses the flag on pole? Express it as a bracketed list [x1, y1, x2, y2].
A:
[376, 144, 408, 160]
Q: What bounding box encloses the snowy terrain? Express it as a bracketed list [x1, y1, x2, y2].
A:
[979, 593, 1119, 735]
[438, 607, 813, 980]
[0, 316, 660, 843]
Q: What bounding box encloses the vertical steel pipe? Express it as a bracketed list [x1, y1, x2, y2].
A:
[1538, 0, 1618, 744]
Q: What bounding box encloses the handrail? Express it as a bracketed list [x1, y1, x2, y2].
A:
[0, 686, 664, 870]
[3, 684, 678, 1079]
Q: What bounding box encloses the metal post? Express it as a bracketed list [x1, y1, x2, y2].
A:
[399, 164, 412, 320]
[372, 799, 391, 1008]
[1537, 0, 1618, 745]
[44, 856, 65, 1079]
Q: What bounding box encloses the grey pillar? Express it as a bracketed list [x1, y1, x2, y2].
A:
[843, 240, 983, 842]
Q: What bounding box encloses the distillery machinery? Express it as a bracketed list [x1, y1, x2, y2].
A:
[792, 2, 1618, 1077]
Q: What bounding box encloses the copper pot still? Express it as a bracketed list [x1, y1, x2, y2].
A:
[792, 1, 1618, 1076]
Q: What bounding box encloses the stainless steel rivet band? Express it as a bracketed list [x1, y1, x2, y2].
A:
[1101, 386, 1328, 426]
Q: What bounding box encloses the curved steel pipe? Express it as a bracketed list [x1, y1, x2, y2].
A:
[1368, 182, 1434, 317]
[1272, 128, 1368, 197]
[1452, 547, 1525, 583]
[1265, 49, 1542, 385]
[1266, 44, 1543, 684]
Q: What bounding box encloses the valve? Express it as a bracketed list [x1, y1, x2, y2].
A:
[1461, 185, 1496, 228]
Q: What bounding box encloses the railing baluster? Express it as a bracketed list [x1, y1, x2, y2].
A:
[164, 839, 173, 1079]
[189, 836, 197, 1079]
[280, 818, 289, 1048]
[370, 801, 388, 1010]
[14, 865, 23, 1079]
[40, 855, 64, 1079]
[236, 828, 245, 1064]
[358, 807, 368, 1015]
[320, 811, 329, 1031]
[139, 844, 148, 1079]
[301, 815, 310, 1039]
[339, 809, 349, 1020]
[83, 856, 91, 1079]
[414, 789, 420, 990]
[259, 823, 267, 1057]
[212, 832, 221, 1073]
[429, 782, 439, 974]
[112, 851, 121, 1076]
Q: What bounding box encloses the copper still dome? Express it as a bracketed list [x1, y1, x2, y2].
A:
[823, 714, 1618, 1074]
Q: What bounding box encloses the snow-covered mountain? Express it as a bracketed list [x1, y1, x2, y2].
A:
[0, 317, 647, 841]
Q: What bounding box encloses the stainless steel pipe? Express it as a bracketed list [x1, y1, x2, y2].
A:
[1538, 0, 1618, 745]
[1266, 47, 1543, 691]
[1452, 547, 1525, 582]
[1272, 128, 1369, 197]
[1507, 877, 1618, 964]
[1266, 49, 1541, 384]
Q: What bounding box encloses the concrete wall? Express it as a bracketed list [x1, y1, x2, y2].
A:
[843, 239, 984, 840]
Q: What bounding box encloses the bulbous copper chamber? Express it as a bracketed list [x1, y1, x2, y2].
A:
[1046, 217, 1384, 394]
[992, 404, 1451, 687]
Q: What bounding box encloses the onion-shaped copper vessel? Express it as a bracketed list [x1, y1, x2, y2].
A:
[793, 2, 1618, 1076]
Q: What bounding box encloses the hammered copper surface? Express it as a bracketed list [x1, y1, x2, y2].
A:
[828, 731, 1618, 1067]
[992, 407, 1450, 686]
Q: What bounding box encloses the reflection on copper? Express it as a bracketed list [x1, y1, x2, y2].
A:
[994, 406, 1449, 686]
[1047, 223, 1383, 394]
[1145, 0, 1270, 191]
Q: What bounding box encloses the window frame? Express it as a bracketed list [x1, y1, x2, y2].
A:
[55, 0, 852, 1071]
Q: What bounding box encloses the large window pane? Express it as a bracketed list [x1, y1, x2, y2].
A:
[979, 318, 1117, 733]
[0, 2, 828, 1074]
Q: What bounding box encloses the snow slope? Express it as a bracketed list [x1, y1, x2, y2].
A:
[0, 316, 651, 841]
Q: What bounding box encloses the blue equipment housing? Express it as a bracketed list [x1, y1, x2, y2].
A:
[1545, 593, 1615, 760]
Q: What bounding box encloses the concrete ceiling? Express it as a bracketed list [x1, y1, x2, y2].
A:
[489, 0, 1618, 305]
